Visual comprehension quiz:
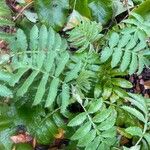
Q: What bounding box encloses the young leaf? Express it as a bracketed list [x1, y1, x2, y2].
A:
[109, 32, 119, 48]
[30, 25, 39, 51]
[77, 130, 96, 147]
[93, 107, 112, 123]
[129, 54, 138, 75]
[9, 68, 29, 86]
[88, 99, 103, 114]
[144, 133, 150, 145]
[118, 34, 131, 48]
[55, 51, 70, 77]
[68, 112, 87, 127]
[101, 127, 116, 138]
[33, 73, 49, 105]
[111, 48, 123, 68]
[125, 126, 142, 136]
[85, 136, 101, 150]
[71, 122, 91, 140]
[112, 78, 133, 88]
[65, 61, 82, 82]
[121, 106, 146, 123]
[45, 78, 60, 107]
[39, 25, 48, 50]
[100, 47, 113, 62]
[17, 70, 39, 97]
[102, 86, 112, 100]
[98, 110, 117, 130]
[16, 29, 28, 51]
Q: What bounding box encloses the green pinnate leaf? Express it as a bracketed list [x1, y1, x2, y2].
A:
[68, 112, 87, 127]
[65, 61, 82, 82]
[88, 99, 103, 114]
[100, 47, 113, 63]
[30, 25, 39, 51]
[71, 122, 91, 140]
[16, 29, 28, 51]
[112, 78, 133, 88]
[111, 48, 123, 68]
[109, 32, 119, 48]
[77, 130, 96, 147]
[93, 107, 112, 123]
[121, 106, 146, 123]
[120, 50, 131, 72]
[98, 109, 117, 131]
[45, 78, 60, 107]
[125, 126, 142, 136]
[55, 51, 70, 77]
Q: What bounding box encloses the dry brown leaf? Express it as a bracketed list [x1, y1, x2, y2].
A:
[11, 133, 32, 143]
[144, 80, 150, 89]
[63, 10, 88, 31]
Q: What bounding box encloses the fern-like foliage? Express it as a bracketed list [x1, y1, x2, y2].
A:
[122, 93, 150, 148]
[67, 88, 117, 149]
[68, 51, 100, 94]
[122, 12, 150, 36]
[95, 63, 132, 101]
[0, 0, 15, 41]
[9, 25, 78, 111]
[100, 13, 150, 75]
[68, 52, 132, 101]
[67, 20, 103, 52]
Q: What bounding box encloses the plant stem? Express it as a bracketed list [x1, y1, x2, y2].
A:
[73, 0, 77, 10]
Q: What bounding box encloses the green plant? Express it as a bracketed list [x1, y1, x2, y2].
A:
[100, 13, 150, 75]
[9, 25, 72, 110]
[122, 93, 150, 149]
[0, 0, 150, 149]
[68, 88, 117, 149]
[68, 20, 103, 52]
